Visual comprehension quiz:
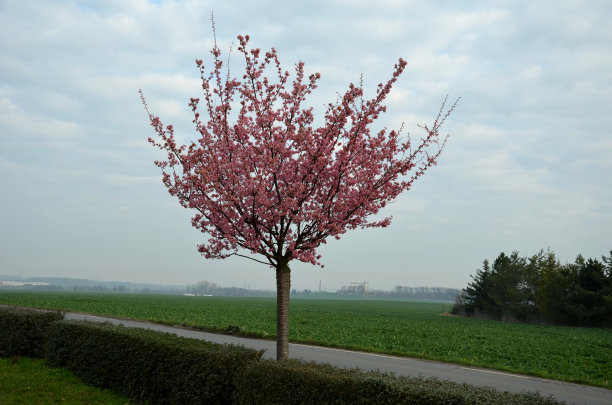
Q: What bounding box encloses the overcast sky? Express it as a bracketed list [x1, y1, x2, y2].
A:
[1, 0, 610, 291]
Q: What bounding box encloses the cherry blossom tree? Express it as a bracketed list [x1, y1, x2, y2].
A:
[141, 31, 457, 360]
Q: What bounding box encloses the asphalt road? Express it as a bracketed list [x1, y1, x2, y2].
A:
[63, 312, 612, 405]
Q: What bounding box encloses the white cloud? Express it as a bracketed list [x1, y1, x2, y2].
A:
[105, 174, 160, 186]
[1, 0, 611, 289]
[0, 89, 80, 140]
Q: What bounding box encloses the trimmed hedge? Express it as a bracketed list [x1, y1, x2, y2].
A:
[45, 320, 263, 404]
[232, 359, 564, 405]
[0, 306, 64, 358]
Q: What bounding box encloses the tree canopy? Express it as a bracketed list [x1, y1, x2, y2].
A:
[143, 25, 457, 359]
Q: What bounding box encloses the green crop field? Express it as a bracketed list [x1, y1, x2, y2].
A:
[1, 290, 610, 388]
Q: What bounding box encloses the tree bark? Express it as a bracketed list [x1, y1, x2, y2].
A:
[275, 264, 291, 360]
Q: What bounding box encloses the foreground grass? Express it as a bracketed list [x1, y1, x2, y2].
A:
[1, 290, 611, 388]
[0, 357, 130, 404]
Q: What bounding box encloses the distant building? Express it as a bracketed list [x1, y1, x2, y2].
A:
[347, 282, 369, 294]
[0, 281, 51, 287]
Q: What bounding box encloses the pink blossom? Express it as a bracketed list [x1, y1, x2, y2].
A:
[141, 35, 457, 270]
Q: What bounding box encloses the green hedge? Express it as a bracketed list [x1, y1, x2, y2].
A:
[45, 320, 263, 404]
[0, 306, 64, 358]
[232, 359, 563, 405]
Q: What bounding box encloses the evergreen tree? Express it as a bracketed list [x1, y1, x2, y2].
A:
[462, 259, 496, 316]
[457, 248, 612, 327]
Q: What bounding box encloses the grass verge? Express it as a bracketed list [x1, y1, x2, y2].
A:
[0, 356, 130, 405]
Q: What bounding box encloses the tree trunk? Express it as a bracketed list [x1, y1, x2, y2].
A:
[275, 264, 291, 360]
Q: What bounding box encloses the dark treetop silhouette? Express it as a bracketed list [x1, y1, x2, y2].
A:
[142, 29, 457, 360]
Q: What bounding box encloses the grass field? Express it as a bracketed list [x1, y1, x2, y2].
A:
[1, 290, 610, 388]
[0, 357, 130, 404]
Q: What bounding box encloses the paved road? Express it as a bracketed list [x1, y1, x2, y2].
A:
[64, 312, 612, 405]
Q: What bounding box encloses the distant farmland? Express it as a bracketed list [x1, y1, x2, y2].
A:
[1, 290, 610, 388]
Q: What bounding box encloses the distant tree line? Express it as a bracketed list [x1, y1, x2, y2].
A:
[186, 280, 219, 296]
[336, 285, 461, 301]
[452, 249, 612, 327]
[185, 280, 274, 297]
